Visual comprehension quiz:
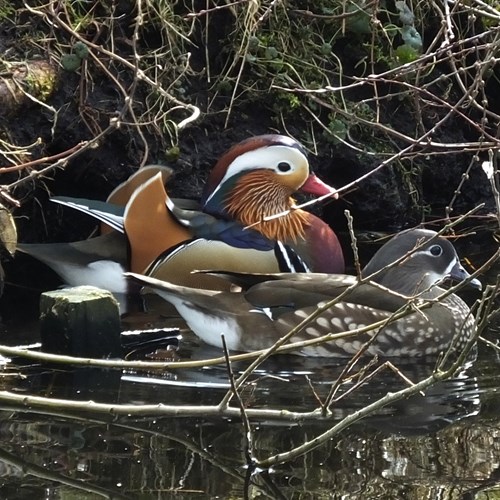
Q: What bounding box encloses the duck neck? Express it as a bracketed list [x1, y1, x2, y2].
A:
[368, 266, 444, 298]
[223, 171, 309, 242]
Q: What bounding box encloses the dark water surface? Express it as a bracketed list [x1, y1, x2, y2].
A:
[0, 288, 499, 500]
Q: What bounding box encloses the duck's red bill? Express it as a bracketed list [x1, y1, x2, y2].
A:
[300, 174, 338, 199]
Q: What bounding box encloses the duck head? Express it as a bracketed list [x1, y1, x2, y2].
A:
[361, 228, 482, 296]
[201, 135, 336, 242]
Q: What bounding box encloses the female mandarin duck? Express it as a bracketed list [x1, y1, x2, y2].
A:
[126, 229, 481, 357]
[36, 134, 344, 291]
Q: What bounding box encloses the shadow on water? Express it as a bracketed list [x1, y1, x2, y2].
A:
[0, 284, 500, 498]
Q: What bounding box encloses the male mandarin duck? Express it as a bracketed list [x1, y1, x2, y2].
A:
[198, 134, 344, 273]
[126, 229, 481, 357]
[42, 134, 345, 291]
[16, 165, 175, 294]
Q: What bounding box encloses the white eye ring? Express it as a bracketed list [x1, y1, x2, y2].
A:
[429, 244, 443, 257]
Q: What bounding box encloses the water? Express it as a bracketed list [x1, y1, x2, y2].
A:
[0, 268, 499, 499]
[0, 309, 499, 499]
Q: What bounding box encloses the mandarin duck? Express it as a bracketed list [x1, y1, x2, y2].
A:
[126, 229, 481, 357]
[50, 134, 345, 291]
[17, 232, 129, 293]
[15, 165, 175, 294]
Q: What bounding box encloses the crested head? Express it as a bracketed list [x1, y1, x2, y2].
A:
[202, 135, 309, 208]
[202, 135, 307, 201]
[361, 228, 480, 296]
[201, 134, 334, 241]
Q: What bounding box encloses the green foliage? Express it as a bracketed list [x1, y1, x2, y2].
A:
[203, 0, 430, 146]
[476, 489, 500, 500]
[60, 42, 89, 72]
[61, 54, 81, 72]
[165, 145, 180, 162]
[3, 0, 497, 188]
[345, 4, 372, 34]
[63, 0, 94, 31]
[73, 41, 89, 59]
[0, 0, 14, 21]
[395, 44, 420, 64]
[326, 116, 348, 144]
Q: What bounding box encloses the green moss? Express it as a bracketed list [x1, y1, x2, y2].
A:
[24, 63, 57, 102]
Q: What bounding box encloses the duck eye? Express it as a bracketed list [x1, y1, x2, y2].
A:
[429, 245, 443, 256]
[277, 162, 292, 172]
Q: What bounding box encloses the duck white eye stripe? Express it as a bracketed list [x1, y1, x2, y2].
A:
[205, 146, 307, 204]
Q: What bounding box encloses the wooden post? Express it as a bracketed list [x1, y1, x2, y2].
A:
[40, 286, 122, 358]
